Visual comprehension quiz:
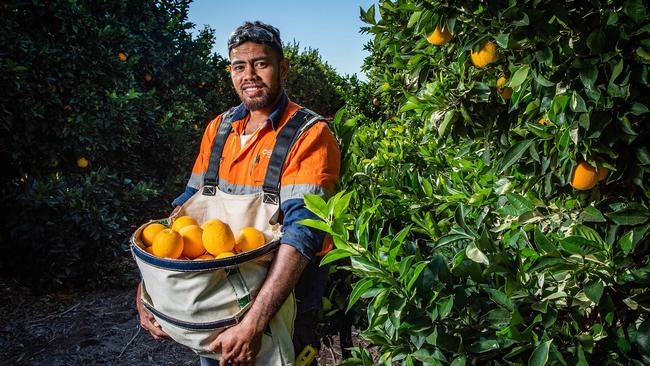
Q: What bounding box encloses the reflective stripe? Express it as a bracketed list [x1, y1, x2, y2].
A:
[188, 172, 204, 190]
[280, 184, 329, 201]
[217, 180, 263, 195]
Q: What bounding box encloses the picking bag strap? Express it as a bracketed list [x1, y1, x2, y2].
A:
[262, 108, 323, 205]
[203, 109, 235, 196]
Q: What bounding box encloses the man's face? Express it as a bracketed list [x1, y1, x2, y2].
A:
[229, 41, 288, 111]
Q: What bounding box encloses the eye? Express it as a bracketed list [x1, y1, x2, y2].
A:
[254, 61, 267, 69]
[232, 65, 244, 72]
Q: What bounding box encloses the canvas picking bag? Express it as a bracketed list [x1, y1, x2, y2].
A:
[131, 108, 323, 365]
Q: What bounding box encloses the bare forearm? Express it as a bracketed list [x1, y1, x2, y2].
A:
[242, 244, 309, 333]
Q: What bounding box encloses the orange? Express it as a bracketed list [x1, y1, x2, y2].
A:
[539, 117, 547, 125]
[144, 245, 154, 255]
[470, 41, 499, 68]
[171, 215, 198, 232]
[234, 227, 266, 253]
[202, 219, 235, 255]
[179, 225, 206, 259]
[195, 253, 215, 260]
[144, 73, 153, 82]
[118, 52, 127, 61]
[496, 76, 512, 100]
[215, 252, 235, 259]
[152, 229, 184, 259]
[597, 167, 609, 181]
[426, 25, 453, 46]
[571, 161, 604, 190]
[142, 223, 166, 247]
[77, 157, 89, 168]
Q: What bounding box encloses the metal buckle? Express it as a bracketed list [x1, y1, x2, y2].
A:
[202, 185, 216, 196]
[263, 192, 279, 205]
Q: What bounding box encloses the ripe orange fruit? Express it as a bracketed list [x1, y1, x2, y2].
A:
[597, 167, 609, 181]
[202, 219, 235, 256]
[144, 245, 154, 255]
[496, 76, 512, 100]
[426, 25, 453, 45]
[152, 229, 184, 259]
[179, 225, 205, 259]
[215, 252, 235, 259]
[118, 52, 127, 61]
[77, 157, 89, 168]
[142, 223, 166, 247]
[539, 117, 547, 125]
[234, 227, 266, 253]
[144, 73, 152, 81]
[171, 216, 198, 232]
[470, 41, 499, 68]
[571, 161, 605, 190]
[195, 253, 215, 260]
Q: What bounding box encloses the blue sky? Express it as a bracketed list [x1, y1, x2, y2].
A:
[187, 0, 375, 78]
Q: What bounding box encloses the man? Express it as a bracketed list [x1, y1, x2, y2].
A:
[136, 21, 340, 365]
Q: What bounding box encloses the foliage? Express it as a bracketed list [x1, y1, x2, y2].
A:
[283, 41, 347, 117]
[0, 0, 236, 290]
[307, 0, 650, 365]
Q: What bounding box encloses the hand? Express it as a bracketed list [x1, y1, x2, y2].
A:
[136, 283, 171, 340]
[209, 318, 263, 366]
[169, 205, 182, 220]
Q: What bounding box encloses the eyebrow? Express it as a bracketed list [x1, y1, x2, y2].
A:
[231, 56, 272, 65]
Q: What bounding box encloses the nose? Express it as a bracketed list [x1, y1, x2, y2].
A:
[242, 63, 258, 80]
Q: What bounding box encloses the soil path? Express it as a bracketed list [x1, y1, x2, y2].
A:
[0, 278, 351, 365]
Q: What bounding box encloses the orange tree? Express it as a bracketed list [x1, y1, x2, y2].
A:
[0, 0, 236, 290]
[303, 0, 650, 364]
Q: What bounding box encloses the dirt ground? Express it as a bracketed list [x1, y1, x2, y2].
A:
[0, 264, 359, 365]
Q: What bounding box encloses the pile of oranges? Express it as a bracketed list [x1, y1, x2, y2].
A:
[139, 216, 266, 260]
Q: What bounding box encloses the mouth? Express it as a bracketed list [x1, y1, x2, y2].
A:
[242, 84, 264, 97]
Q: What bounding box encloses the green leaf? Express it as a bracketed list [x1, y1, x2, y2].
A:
[466, 242, 489, 265]
[407, 11, 422, 28]
[347, 278, 374, 312]
[495, 33, 509, 48]
[450, 356, 466, 366]
[529, 340, 552, 366]
[439, 110, 458, 137]
[303, 194, 328, 219]
[510, 65, 530, 88]
[587, 29, 606, 54]
[570, 91, 588, 113]
[506, 192, 534, 213]
[580, 206, 607, 223]
[584, 280, 605, 303]
[499, 139, 534, 173]
[297, 218, 334, 234]
[624, 0, 646, 23]
[320, 248, 354, 266]
[438, 295, 454, 319]
[618, 230, 634, 255]
[332, 191, 354, 217]
[485, 288, 514, 311]
[630, 103, 649, 115]
[406, 261, 428, 290]
[606, 209, 649, 226]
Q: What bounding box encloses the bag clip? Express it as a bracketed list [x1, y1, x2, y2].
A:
[263, 192, 279, 205]
[202, 185, 217, 196]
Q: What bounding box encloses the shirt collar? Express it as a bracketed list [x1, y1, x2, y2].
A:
[230, 91, 288, 133]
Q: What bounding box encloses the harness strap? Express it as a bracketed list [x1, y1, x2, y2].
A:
[203, 108, 235, 196]
[262, 108, 322, 205]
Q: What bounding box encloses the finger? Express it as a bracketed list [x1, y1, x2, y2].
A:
[209, 337, 222, 353]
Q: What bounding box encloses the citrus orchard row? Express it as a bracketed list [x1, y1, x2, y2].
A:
[140, 216, 266, 260]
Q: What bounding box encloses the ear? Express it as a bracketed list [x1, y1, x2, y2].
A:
[279, 58, 290, 80]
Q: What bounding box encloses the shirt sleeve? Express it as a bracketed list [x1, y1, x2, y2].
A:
[171, 115, 222, 207]
[279, 121, 340, 260]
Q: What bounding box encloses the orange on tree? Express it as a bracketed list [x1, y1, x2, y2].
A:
[178, 224, 206, 259]
[539, 117, 547, 125]
[202, 219, 235, 255]
[570, 161, 607, 190]
[426, 25, 453, 46]
[234, 227, 266, 253]
[195, 253, 215, 260]
[142, 222, 166, 247]
[144, 73, 153, 81]
[171, 215, 198, 232]
[77, 157, 89, 168]
[215, 252, 235, 259]
[470, 41, 499, 68]
[152, 229, 184, 259]
[496, 76, 512, 100]
[118, 52, 127, 61]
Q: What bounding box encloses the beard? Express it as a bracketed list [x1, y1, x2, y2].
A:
[237, 77, 282, 111]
